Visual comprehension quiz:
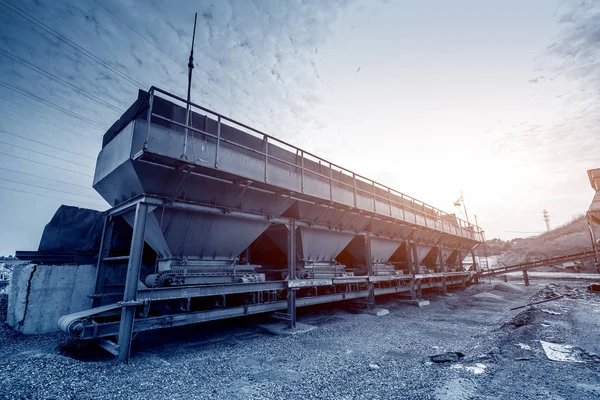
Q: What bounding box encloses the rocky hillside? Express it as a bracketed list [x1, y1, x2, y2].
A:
[479, 214, 594, 266]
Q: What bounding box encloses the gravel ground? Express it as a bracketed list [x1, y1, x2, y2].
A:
[1, 280, 600, 400]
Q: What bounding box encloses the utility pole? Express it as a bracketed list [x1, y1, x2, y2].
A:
[543, 209, 551, 232]
[454, 190, 470, 224]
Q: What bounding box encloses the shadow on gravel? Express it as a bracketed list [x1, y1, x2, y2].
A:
[58, 339, 114, 362]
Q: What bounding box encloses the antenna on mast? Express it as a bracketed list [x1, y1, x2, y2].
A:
[182, 12, 198, 160]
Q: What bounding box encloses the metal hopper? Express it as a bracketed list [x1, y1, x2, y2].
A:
[344, 236, 403, 276]
[264, 223, 356, 279]
[93, 98, 293, 286]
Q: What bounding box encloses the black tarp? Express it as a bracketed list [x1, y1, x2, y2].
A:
[38, 205, 105, 254]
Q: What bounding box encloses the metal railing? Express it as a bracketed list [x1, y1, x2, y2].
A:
[141, 86, 484, 241]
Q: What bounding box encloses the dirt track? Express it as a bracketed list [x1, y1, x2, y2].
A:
[1, 279, 600, 400]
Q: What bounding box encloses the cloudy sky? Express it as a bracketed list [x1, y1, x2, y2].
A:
[0, 0, 598, 256]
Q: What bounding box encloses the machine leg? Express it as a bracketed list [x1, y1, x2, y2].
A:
[588, 216, 600, 272]
[471, 250, 479, 284]
[411, 243, 419, 275]
[368, 283, 375, 310]
[441, 277, 447, 295]
[522, 270, 530, 287]
[364, 235, 375, 309]
[287, 288, 297, 329]
[93, 216, 114, 308]
[117, 202, 148, 363]
[406, 240, 414, 276]
[286, 220, 297, 328]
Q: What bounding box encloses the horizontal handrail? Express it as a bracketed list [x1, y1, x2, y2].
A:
[146, 87, 483, 237]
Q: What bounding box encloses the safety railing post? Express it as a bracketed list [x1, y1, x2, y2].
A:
[352, 173, 357, 208]
[300, 151, 304, 193]
[329, 163, 333, 201]
[264, 137, 269, 183]
[143, 88, 154, 150]
[215, 115, 221, 168]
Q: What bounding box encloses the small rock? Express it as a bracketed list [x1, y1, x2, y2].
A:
[430, 352, 465, 363]
[368, 363, 380, 370]
[588, 283, 600, 293]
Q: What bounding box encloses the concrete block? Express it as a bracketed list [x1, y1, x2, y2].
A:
[396, 299, 430, 307]
[359, 308, 390, 316]
[7, 264, 96, 334]
[260, 322, 316, 336]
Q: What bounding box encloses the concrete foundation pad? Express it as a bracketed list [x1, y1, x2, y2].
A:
[7, 263, 96, 334]
[359, 308, 390, 316]
[396, 299, 430, 307]
[260, 322, 316, 336]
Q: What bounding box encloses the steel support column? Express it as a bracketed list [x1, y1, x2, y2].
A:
[286, 220, 297, 328]
[117, 202, 148, 363]
[588, 216, 600, 272]
[471, 251, 479, 284]
[405, 240, 414, 276]
[411, 242, 419, 275]
[365, 235, 375, 309]
[522, 270, 530, 287]
[437, 247, 445, 273]
[287, 289, 297, 329]
[93, 215, 114, 308]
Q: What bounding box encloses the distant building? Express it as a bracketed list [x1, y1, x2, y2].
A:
[0, 262, 12, 281]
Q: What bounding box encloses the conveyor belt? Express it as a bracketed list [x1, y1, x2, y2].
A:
[58, 303, 121, 335]
[478, 250, 597, 278]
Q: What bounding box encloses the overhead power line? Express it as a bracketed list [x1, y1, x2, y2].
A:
[94, 0, 181, 67]
[0, 177, 101, 200]
[0, 129, 95, 160]
[94, 0, 267, 130]
[0, 80, 108, 130]
[0, 166, 95, 190]
[0, 139, 93, 168]
[0, 101, 103, 141]
[0, 151, 93, 177]
[0, 47, 124, 114]
[0, 186, 106, 208]
[0, 0, 146, 90]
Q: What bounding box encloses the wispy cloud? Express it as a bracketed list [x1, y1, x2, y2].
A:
[0, 0, 352, 254]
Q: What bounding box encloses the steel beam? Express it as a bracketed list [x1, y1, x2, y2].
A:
[117, 202, 148, 363]
[136, 281, 286, 301]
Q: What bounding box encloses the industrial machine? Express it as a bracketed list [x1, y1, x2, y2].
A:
[58, 87, 484, 362]
[586, 168, 600, 271]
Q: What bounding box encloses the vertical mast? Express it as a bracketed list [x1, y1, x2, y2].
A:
[182, 12, 198, 160]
